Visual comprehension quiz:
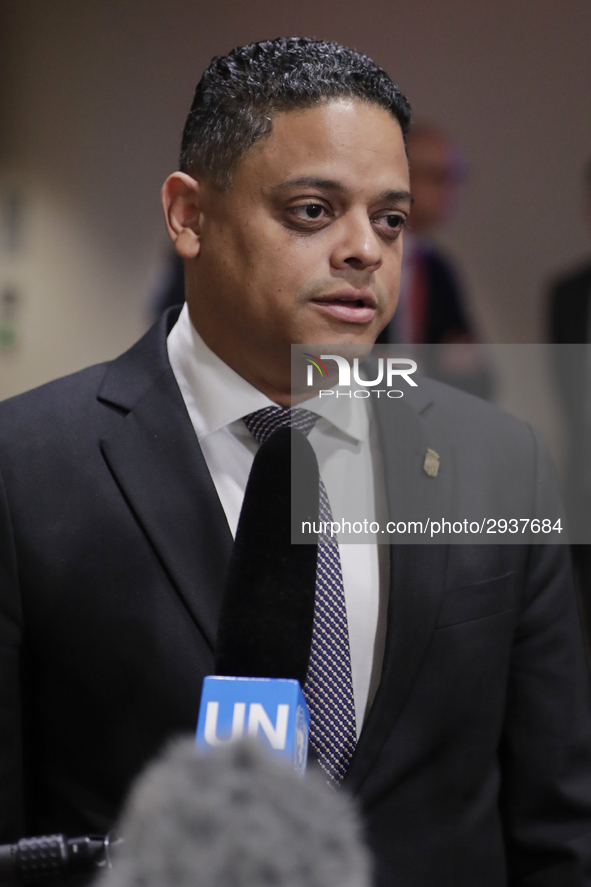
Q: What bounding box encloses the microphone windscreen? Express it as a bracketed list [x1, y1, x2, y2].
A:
[215, 427, 318, 685]
[96, 739, 371, 887]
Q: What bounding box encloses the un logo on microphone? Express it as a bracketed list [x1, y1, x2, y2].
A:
[196, 676, 310, 774]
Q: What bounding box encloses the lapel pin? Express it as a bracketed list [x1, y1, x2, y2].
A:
[423, 448, 440, 478]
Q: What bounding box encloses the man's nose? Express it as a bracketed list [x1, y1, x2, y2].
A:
[330, 212, 383, 271]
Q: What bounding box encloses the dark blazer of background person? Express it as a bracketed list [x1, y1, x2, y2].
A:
[414, 245, 469, 341]
[549, 260, 591, 428]
[548, 260, 591, 626]
[1, 308, 591, 886]
[376, 245, 470, 344]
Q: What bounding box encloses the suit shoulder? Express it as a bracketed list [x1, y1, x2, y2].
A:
[0, 307, 178, 441]
[415, 376, 536, 450]
[0, 363, 118, 461]
[0, 363, 109, 425]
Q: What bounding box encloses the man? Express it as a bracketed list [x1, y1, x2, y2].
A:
[549, 156, 591, 629]
[1, 37, 591, 887]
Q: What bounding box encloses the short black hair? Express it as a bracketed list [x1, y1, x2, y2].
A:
[180, 37, 412, 190]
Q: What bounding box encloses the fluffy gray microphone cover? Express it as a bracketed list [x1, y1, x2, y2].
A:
[95, 738, 371, 887]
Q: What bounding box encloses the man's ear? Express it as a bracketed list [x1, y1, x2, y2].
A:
[161, 172, 203, 259]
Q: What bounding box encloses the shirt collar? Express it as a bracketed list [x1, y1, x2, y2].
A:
[298, 387, 367, 444]
[167, 304, 367, 444]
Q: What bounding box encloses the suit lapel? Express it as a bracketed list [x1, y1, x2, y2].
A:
[345, 391, 451, 795]
[98, 314, 233, 649]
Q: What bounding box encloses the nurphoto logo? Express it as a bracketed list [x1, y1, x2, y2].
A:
[303, 353, 418, 399]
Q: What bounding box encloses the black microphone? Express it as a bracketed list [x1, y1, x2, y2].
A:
[214, 426, 319, 685]
[196, 427, 319, 769]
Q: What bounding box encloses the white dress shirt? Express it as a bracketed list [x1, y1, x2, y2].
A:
[167, 304, 389, 734]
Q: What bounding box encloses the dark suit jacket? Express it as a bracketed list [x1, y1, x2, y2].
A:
[548, 261, 591, 426]
[548, 262, 591, 521]
[549, 262, 591, 347]
[548, 261, 591, 622]
[2, 309, 591, 886]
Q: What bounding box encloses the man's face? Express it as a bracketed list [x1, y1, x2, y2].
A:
[183, 99, 410, 396]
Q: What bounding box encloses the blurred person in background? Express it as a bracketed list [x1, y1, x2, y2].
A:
[548, 156, 591, 631]
[378, 122, 492, 398]
[377, 122, 471, 346]
[95, 739, 371, 887]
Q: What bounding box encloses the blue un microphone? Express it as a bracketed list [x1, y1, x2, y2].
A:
[196, 427, 319, 772]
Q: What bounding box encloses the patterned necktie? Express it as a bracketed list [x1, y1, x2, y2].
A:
[243, 406, 357, 783]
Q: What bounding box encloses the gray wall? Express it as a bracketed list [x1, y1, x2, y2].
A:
[1, 0, 590, 401]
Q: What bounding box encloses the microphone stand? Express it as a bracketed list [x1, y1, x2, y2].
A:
[0, 834, 119, 884]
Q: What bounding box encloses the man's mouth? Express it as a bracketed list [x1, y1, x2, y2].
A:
[311, 290, 377, 324]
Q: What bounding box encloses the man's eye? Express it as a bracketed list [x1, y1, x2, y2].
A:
[384, 214, 404, 229]
[374, 213, 406, 236]
[291, 203, 326, 220]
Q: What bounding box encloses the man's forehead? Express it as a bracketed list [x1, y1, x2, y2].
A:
[234, 99, 409, 194]
[267, 98, 403, 148]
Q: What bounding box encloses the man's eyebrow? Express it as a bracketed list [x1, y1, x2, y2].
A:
[273, 176, 412, 204]
[377, 188, 413, 205]
[274, 176, 345, 191]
